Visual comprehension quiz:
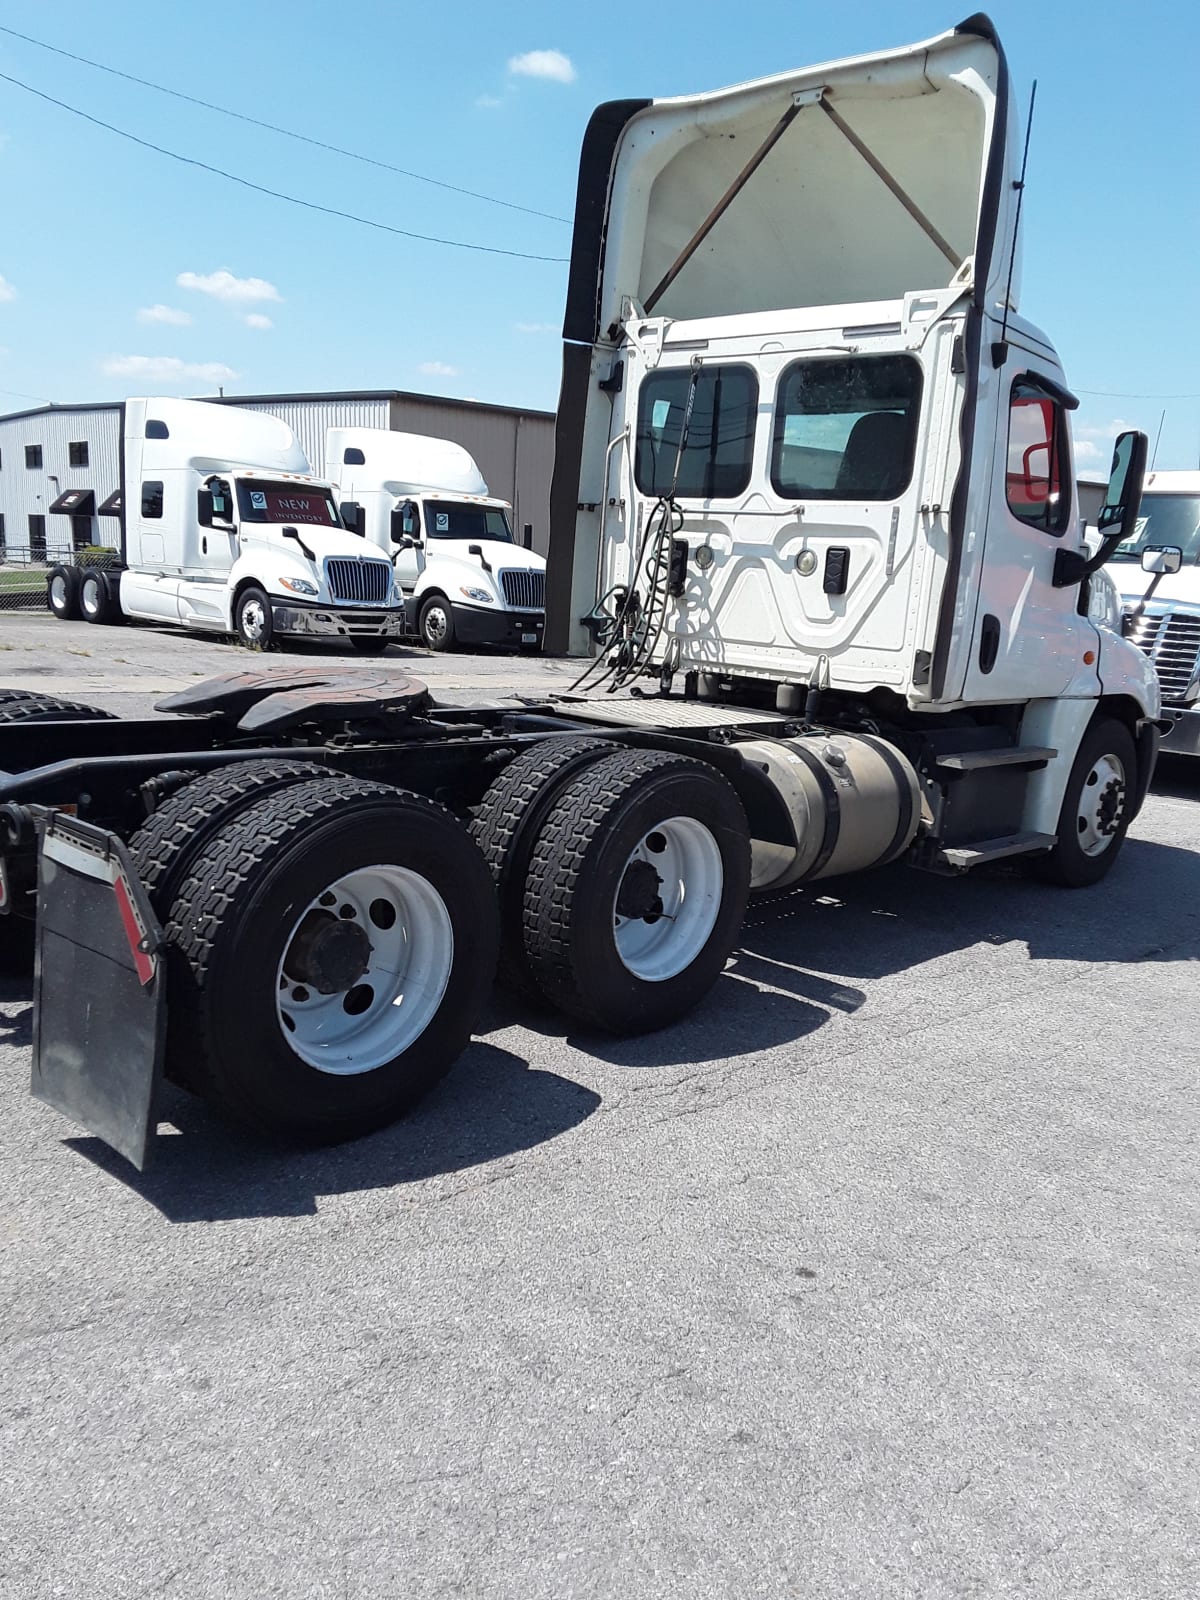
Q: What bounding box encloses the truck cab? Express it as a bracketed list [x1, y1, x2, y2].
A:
[548, 15, 1159, 879]
[327, 427, 546, 652]
[58, 398, 405, 651]
[1104, 470, 1200, 755]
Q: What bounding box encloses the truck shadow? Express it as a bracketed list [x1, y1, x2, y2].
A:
[62, 1042, 599, 1225]
[498, 831, 1200, 1067]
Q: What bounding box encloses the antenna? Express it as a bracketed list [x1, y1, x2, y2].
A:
[995, 80, 1037, 365]
[1150, 408, 1166, 470]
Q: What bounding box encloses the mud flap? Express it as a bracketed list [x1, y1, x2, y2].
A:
[31, 813, 166, 1170]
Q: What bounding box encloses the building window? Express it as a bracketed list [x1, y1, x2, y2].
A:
[635, 365, 758, 500]
[29, 514, 46, 557]
[141, 481, 164, 518]
[771, 356, 924, 501]
[69, 441, 89, 468]
[25, 445, 43, 469]
[1005, 378, 1071, 535]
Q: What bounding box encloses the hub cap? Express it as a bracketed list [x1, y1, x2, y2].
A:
[50, 574, 68, 609]
[612, 816, 724, 982]
[276, 864, 454, 1074]
[81, 578, 100, 617]
[240, 596, 268, 643]
[1077, 752, 1127, 857]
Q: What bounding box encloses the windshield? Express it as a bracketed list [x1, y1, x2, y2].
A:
[1110, 494, 1200, 565]
[236, 480, 342, 527]
[424, 500, 513, 542]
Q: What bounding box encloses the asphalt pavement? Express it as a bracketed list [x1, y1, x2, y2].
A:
[1, 613, 1197, 1598]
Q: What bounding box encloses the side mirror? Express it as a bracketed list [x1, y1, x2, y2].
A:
[468, 542, 493, 574]
[1142, 545, 1182, 575]
[1097, 429, 1148, 539]
[390, 500, 421, 544]
[197, 488, 214, 527]
[341, 500, 363, 536]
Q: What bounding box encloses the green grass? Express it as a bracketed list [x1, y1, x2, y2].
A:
[0, 570, 45, 592]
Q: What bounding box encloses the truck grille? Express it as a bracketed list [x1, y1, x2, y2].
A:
[1127, 609, 1200, 703]
[325, 557, 392, 606]
[499, 568, 545, 611]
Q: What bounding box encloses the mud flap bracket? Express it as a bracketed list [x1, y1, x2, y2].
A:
[31, 812, 166, 1170]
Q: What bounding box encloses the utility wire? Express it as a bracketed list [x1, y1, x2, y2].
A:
[0, 69, 570, 263]
[1076, 387, 1200, 400]
[0, 21, 571, 225]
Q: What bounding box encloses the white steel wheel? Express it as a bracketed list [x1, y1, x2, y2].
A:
[80, 574, 102, 618]
[421, 600, 451, 649]
[239, 595, 269, 644]
[276, 863, 455, 1074]
[50, 573, 69, 610]
[1076, 751, 1127, 857]
[612, 815, 725, 982]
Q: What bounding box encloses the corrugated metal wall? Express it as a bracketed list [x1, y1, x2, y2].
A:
[0, 406, 121, 557]
[233, 397, 391, 478]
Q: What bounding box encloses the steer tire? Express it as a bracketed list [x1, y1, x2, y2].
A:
[1034, 716, 1138, 888]
[233, 584, 274, 650]
[162, 775, 499, 1141]
[521, 749, 751, 1033]
[128, 759, 334, 915]
[470, 736, 617, 999]
[0, 695, 115, 723]
[47, 565, 82, 621]
[418, 595, 456, 653]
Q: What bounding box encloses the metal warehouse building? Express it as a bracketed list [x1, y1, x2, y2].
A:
[0, 389, 555, 561]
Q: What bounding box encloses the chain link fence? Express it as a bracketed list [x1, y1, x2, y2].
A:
[0, 545, 119, 612]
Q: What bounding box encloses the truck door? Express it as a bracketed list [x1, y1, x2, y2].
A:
[392, 500, 426, 595]
[956, 355, 1087, 703]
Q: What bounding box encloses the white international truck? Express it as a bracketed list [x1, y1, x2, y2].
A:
[1102, 470, 1200, 756]
[45, 398, 405, 652]
[0, 17, 1166, 1169]
[328, 427, 547, 652]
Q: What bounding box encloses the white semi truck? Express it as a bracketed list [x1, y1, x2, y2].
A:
[0, 17, 1166, 1168]
[1103, 470, 1200, 756]
[45, 398, 405, 652]
[328, 427, 547, 652]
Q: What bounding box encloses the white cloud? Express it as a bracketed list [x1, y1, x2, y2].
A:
[176, 269, 281, 304]
[244, 313, 273, 330]
[137, 304, 191, 326]
[1073, 417, 1136, 468]
[507, 49, 576, 84]
[475, 94, 504, 110]
[515, 321, 557, 335]
[0, 274, 17, 303]
[418, 361, 460, 378]
[1074, 439, 1105, 465]
[101, 355, 238, 383]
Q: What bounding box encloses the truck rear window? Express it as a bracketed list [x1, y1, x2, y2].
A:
[236, 481, 340, 525]
[771, 356, 923, 501]
[634, 365, 757, 500]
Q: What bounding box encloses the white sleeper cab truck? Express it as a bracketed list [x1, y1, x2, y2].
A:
[328, 427, 546, 652]
[1103, 470, 1200, 756]
[46, 398, 405, 652]
[0, 19, 1169, 1169]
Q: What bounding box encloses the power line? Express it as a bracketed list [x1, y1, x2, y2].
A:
[0, 386, 55, 406]
[1076, 387, 1200, 400]
[0, 70, 570, 264]
[0, 21, 571, 225]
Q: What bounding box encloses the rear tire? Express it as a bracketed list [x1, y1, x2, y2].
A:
[234, 584, 274, 650]
[521, 749, 751, 1033]
[163, 776, 499, 1141]
[47, 566, 81, 621]
[418, 595, 455, 652]
[80, 569, 122, 625]
[0, 695, 115, 723]
[1035, 716, 1137, 887]
[470, 736, 617, 998]
[128, 759, 334, 915]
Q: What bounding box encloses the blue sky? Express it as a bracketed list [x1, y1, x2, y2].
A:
[0, 0, 1197, 469]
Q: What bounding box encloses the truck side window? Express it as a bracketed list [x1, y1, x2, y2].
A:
[1006, 380, 1070, 535]
[634, 365, 757, 499]
[771, 356, 923, 501]
[141, 481, 164, 519]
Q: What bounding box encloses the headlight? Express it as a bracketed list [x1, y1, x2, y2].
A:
[279, 577, 319, 596]
[460, 586, 493, 603]
[392, 583, 404, 604]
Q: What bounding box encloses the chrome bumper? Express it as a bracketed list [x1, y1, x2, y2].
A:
[271, 604, 407, 640]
